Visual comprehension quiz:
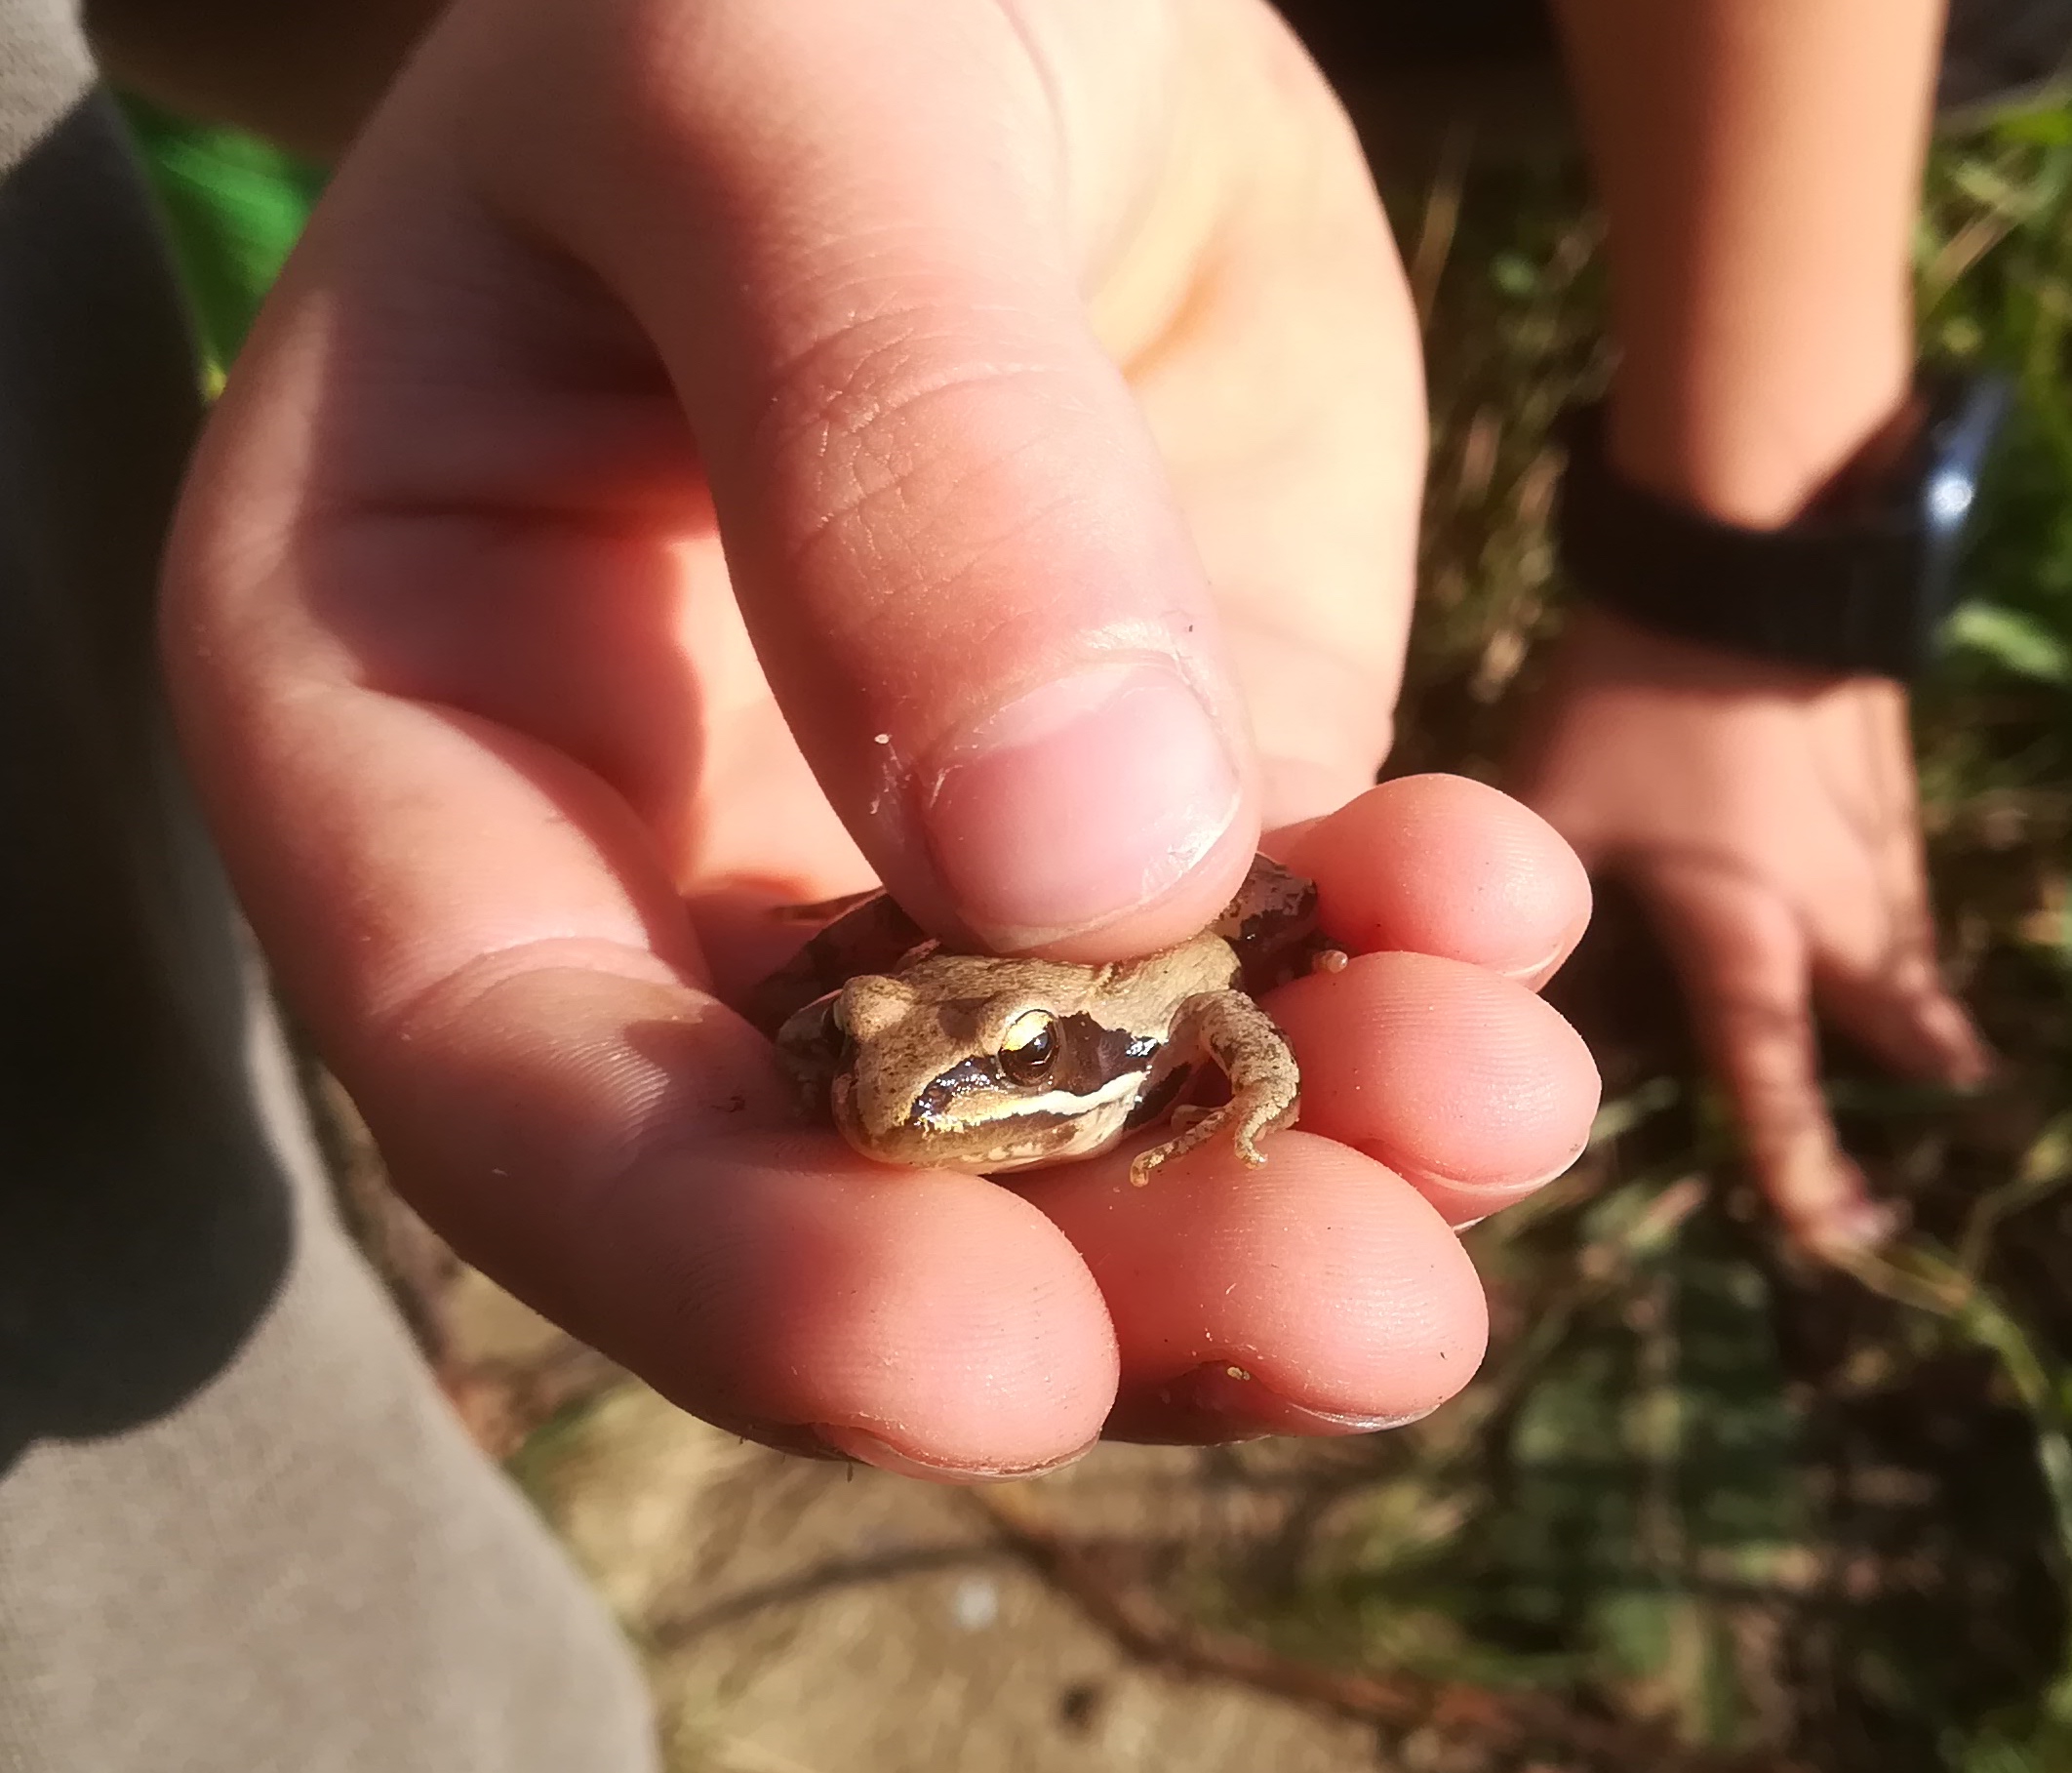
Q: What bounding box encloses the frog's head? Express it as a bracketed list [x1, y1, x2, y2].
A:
[817, 953, 1167, 1174]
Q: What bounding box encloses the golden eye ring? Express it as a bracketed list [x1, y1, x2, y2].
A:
[998, 1010, 1058, 1086]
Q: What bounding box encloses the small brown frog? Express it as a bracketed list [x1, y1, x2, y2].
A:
[746, 855, 1341, 1186]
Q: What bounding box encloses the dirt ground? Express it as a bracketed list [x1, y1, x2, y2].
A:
[449, 1271, 1387, 1773]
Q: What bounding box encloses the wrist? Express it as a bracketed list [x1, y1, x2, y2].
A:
[1562, 604, 1887, 697]
[1602, 329, 1915, 528]
[1554, 370, 2011, 682]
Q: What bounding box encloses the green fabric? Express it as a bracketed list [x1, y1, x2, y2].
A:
[118, 95, 321, 372]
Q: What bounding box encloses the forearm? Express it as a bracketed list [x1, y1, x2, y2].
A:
[86, 0, 443, 158]
[1554, 0, 1946, 525]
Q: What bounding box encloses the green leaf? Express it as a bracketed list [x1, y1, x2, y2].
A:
[1945, 600, 2072, 686]
[1490, 251, 1539, 300]
[1996, 107, 2072, 149]
[119, 95, 325, 370]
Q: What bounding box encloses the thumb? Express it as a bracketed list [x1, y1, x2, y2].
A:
[463, 0, 1257, 955]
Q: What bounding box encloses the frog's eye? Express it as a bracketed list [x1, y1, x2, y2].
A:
[997, 1010, 1058, 1086]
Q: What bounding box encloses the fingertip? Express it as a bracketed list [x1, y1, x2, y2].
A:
[1270, 950, 1602, 1199]
[1893, 1001, 1996, 1093]
[1802, 1195, 1909, 1263]
[1758, 1148, 1906, 1260]
[639, 1144, 1120, 1472]
[1283, 774, 1591, 979]
[916, 661, 1260, 957]
[1025, 1135, 1490, 1442]
[1897, 989, 1996, 1090]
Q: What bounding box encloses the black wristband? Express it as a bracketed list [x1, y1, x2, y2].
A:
[1554, 372, 2010, 679]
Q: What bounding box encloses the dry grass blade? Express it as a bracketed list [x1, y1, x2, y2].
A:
[1413, 121, 1475, 328]
[1959, 1112, 2072, 1277]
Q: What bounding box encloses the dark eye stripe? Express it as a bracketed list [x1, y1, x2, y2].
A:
[911, 1014, 1162, 1123]
[1050, 1013, 1158, 1098]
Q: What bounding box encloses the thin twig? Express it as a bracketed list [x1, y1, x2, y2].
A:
[967, 1483, 1807, 1772]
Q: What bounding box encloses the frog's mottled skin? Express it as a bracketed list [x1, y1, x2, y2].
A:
[751, 855, 1336, 1185]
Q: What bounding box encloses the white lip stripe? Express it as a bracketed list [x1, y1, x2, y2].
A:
[918, 1068, 1145, 1129]
[978, 1101, 1137, 1168]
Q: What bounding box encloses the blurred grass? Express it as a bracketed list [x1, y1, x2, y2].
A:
[121, 94, 323, 378]
[1326, 97, 2072, 1770]
[122, 78, 2072, 1773]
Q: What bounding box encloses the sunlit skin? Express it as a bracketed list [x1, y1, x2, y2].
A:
[155, 0, 1988, 1472]
[163, 0, 1600, 1479]
[1534, 0, 1988, 1250]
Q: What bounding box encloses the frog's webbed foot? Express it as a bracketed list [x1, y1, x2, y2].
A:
[1127, 990, 1301, 1187]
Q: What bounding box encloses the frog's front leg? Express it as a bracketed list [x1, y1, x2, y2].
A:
[1128, 991, 1301, 1187]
